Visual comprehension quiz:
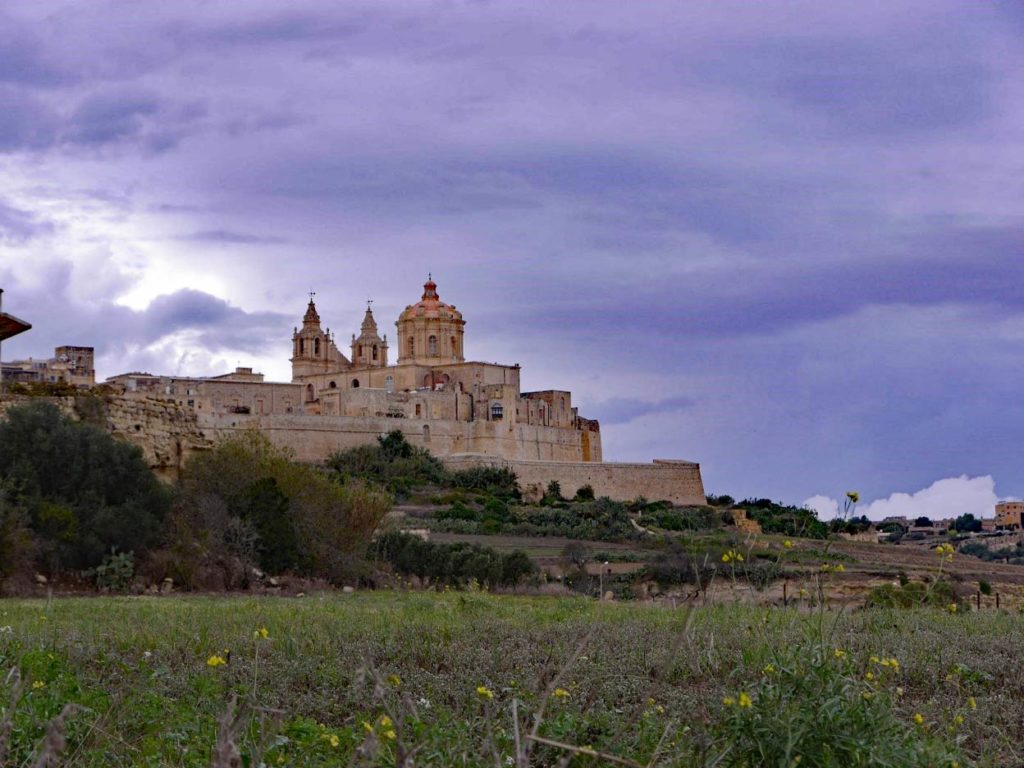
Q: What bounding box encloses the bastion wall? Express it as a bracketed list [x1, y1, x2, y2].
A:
[442, 454, 707, 506]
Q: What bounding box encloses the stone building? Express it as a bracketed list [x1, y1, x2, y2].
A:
[104, 278, 706, 504]
[996, 502, 1024, 530]
[1, 345, 95, 387]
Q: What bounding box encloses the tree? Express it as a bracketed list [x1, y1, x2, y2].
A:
[0, 401, 170, 571]
[914, 517, 933, 528]
[953, 513, 982, 533]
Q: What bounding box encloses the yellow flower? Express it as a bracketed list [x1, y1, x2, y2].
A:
[388, 674, 402, 687]
[865, 672, 875, 681]
[32, 680, 45, 689]
[870, 656, 881, 664]
[895, 686, 904, 697]
[948, 604, 958, 614]
[722, 696, 735, 706]
[913, 713, 924, 725]
[253, 627, 270, 640]
[328, 734, 340, 747]
[833, 648, 846, 659]
[379, 715, 392, 727]
[383, 729, 396, 740]
[834, 564, 845, 573]
[763, 664, 776, 674]
[206, 655, 227, 667]
[553, 688, 570, 699]
[738, 692, 752, 708]
[954, 715, 964, 726]
[722, 551, 733, 563]
[476, 685, 494, 700]
[846, 491, 860, 503]
[968, 697, 977, 710]
[783, 540, 793, 549]
[362, 720, 374, 733]
[861, 691, 873, 701]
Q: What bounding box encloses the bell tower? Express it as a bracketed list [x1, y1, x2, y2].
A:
[350, 301, 389, 368]
[291, 293, 349, 380]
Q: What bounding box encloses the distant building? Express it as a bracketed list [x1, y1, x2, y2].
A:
[996, 502, 1024, 531]
[1, 345, 95, 387]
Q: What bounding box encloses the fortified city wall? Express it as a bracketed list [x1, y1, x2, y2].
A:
[442, 454, 707, 506]
[0, 394, 705, 504]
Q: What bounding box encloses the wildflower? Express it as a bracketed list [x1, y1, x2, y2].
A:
[783, 540, 793, 549]
[476, 685, 495, 700]
[328, 734, 340, 748]
[948, 604, 958, 614]
[722, 696, 735, 706]
[896, 687, 904, 697]
[834, 564, 845, 573]
[846, 491, 860, 503]
[865, 672, 875, 681]
[861, 691, 873, 701]
[968, 697, 977, 710]
[870, 656, 881, 664]
[553, 688, 570, 699]
[32, 680, 45, 689]
[253, 627, 270, 640]
[655, 704, 665, 714]
[738, 692, 752, 708]
[383, 729, 396, 740]
[954, 715, 965, 726]
[913, 713, 924, 725]
[362, 721, 374, 733]
[833, 648, 847, 659]
[379, 715, 392, 728]
[763, 664, 776, 675]
[206, 655, 227, 667]
[417, 696, 431, 709]
[388, 674, 401, 687]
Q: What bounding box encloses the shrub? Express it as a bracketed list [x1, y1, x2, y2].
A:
[865, 580, 962, 609]
[373, 531, 535, 588]
[740, 498, 828, 539]
[573, 484, 595, 502]
[0, 401, 170, 571]
[89, 550, 135, 593]
[174, 431, 391, 584]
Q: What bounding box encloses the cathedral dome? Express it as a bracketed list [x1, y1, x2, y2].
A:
[396, 276, 466, 365]
[398, 276, 463, 323]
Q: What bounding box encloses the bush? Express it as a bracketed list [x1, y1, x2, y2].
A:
[574, 484, 595, 502]
[865, 580, 962, 609]
[740, 498, 828, 539]
[373, 531, 536, 588]
[0, 401, 171, 571]
[89, 550, 135, 593]
[173, 431, 391, 585]
[647, 505, 721, 531]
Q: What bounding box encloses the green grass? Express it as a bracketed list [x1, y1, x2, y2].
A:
[0, 592, 1014, 765]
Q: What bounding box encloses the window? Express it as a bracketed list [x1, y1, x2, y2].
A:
[314, 338, 321, 356]
[329, 381, 337, 389]
[299, 338, 305, 354]
[305, 383, 315, 402]
[351, 379, 360, 388]
[357, 344, 363, 357]
[423, 425, 431, 443]
[450, 336, 457, 356]
[408, 337, 415, 356]
[372, 344, 378, 361]
[491, 402, 504, 420]
[428, 335, 438, 355]
[415, 404, 422, 417]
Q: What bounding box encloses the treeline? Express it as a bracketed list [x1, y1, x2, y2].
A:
[373, 531, 535, 588]
[0, 401, 389, 592]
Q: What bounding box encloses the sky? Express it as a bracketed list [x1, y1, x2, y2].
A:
[0, 0, 1021, 519]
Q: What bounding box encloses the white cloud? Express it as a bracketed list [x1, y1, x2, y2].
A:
[805, 475, 1000, 522]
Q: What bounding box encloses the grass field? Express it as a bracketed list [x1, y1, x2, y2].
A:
[0, 591, 1018, 766]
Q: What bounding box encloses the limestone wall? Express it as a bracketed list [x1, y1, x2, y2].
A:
[442, 454, 706, 506]
[197, 411, 592, 463]
[0, 394, 212, 481]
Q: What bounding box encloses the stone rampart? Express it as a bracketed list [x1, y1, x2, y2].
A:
[442, 454, 706, 506]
